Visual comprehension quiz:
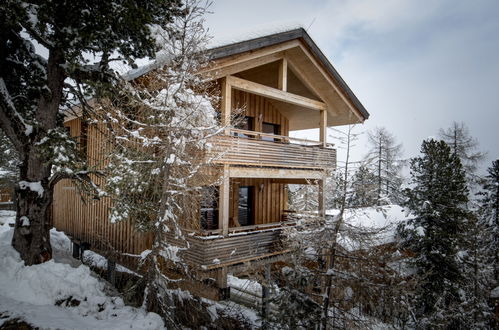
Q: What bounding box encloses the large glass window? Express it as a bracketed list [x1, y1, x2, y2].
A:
[238, 186, 254, 226]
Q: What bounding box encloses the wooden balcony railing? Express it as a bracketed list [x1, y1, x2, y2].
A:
[208, 129, 336, 170]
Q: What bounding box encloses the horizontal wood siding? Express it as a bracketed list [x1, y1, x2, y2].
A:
[209, 135, 336, 169]
[181, 229, 284, 268]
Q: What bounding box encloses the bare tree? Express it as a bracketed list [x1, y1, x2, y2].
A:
[364, 127, 404, 205]
[438, 121, 486, 187]
[97, 1, 227, 325]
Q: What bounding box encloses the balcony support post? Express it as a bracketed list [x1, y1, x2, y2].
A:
[320, 108, 327, 148]
[220, 164, 230, 236]
[221, 76, 231, 135]
[278, 58, 287, 91]
[318, 177, 326, 217]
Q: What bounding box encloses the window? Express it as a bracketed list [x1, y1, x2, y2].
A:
[261, 122, 280, 142]
[234, 116, 254, 138]
[238, 186, 254, 226]
[200, 187, 219, 230]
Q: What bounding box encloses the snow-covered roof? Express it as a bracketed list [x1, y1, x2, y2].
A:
[124, 27, 369, 120]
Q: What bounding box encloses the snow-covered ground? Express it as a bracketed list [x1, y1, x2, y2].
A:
[0, 217, 165, 330]
[327, 204, 412, 247]
[0, 210, 15, 226]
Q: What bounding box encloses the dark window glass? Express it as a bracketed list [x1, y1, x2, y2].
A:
[238, 186, 254, 226]
[200, 187, 219, 230]
[234, 116, 254, 138]
[261, 122, 280, 141]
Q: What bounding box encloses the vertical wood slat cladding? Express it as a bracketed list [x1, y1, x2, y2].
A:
[52, 118, 152, 264]
[232, 90, 289, 136]
[227, 90, 289, 226]
[229, 178, 288, 226]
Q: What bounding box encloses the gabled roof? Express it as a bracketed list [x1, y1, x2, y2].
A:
[208, 28, 369, 120]
[125, 28, 369, 121]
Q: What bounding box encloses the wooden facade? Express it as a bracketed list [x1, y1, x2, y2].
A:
[52, 28, 368, 297]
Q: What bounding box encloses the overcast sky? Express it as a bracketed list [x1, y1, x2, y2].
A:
[204, 0, 499, 172]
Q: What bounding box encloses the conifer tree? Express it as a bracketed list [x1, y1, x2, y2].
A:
[478, 160, 499, 322]
[0, 0, 182, 265]
[438, 121, 485, 187]
[397, 139, 469, 328]
[349, 164, 378, 208]
[364, 127, 404, 205]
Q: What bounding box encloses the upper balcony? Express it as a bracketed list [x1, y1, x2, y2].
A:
[208, 128, 336, 170]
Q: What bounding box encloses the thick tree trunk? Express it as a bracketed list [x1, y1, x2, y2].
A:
[11, 143, 54, 265]
[10, 49, 65, 265]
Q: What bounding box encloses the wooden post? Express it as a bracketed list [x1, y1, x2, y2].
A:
[278, 58, 287, 91]
[220, 164, 230, 236]
[72, 241, 80, 259]
[107, 259, 116, 286]
[216, 266, 229, 300]
[221, 77, 231, 134]
[320, 109, 327, 148]
[318, 178, 326, 217]
[261, 263, 271, 318]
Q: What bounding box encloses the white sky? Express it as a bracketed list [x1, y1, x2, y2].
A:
[204, 0, 499, 173]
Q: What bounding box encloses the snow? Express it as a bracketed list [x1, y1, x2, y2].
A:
[491, 286, 499, 299]
[327, 205, 412, 245]
[20, 216, 30, 226]
[0, 216, 165, 329]
[18, 180, 44, 197]
[0, 210, 15, 226]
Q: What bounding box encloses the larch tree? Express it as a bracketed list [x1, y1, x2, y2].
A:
[397, 139, 469, 328]
[0, 0, 182, 265]
[364, 127, 404, 205]
[438, 121, 486, 187]
[97, 1, 225, 324]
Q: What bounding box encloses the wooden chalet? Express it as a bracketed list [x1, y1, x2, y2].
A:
[52, 28, 369, 299]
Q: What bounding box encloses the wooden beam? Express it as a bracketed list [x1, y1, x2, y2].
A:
[278, 58, 287, 91]
[202, 53, 284, 80]
[227, 75, 326, 111]
[229, 166, 325, 179]
[220, 77, 231, 134]
[201, 40, 300, 78]
[297, 43, 364, 122]
[320, 109, 327, 147]
[318, 179, 326, 217]
[220, 165, 230, 236]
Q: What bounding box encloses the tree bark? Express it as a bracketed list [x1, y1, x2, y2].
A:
[10, 49, 65, 265]
[12, 161, 53, 265]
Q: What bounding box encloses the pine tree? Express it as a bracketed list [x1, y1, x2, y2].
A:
[477, 160, 499, 324]
[438, 122, 485, 188]
[0, 0, 182, 265]
[364, 127, 404, 205]
[397, 139, 469, 328]
[349, 164, 378, 208]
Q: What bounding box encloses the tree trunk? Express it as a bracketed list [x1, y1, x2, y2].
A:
[11, 151, 53, 265]
[10, 49, 65, 265]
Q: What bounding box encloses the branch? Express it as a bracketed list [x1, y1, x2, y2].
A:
[0, 78, 28, 153]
